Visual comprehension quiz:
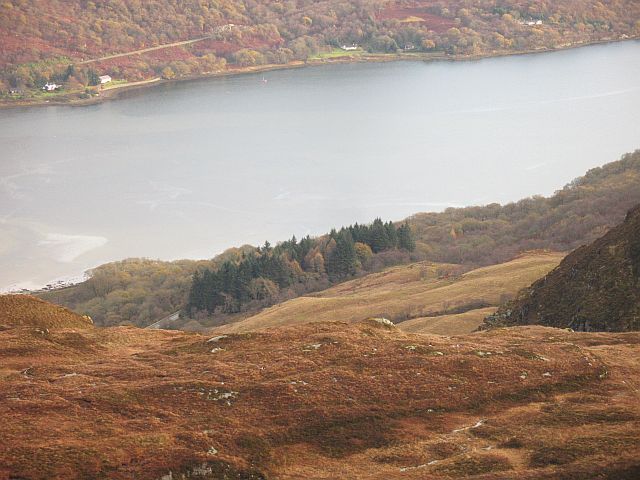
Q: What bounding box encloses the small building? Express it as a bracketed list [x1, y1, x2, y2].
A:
[341, 44, 358, 51]
[99, 75, 112, 84]
[518, 19, 543, 26]
[43, 83, 59, 91]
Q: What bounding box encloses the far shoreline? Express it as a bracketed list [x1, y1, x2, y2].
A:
[1, 36, 637, 110]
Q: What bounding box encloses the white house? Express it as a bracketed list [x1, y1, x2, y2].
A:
[341, 44, 358, 51]
[43, 83, 59, 91]
[99, 75, 112, 84]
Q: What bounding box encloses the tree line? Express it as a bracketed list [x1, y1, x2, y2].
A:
[2, 0, 639, 99]
[38, 151, 640, 328]
[186, 219, 415, 316]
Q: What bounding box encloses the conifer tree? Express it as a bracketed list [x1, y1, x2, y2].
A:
[326, 230, 358, 279]
[385, 221, 398, 248]
[398, 222, 416, 251]
[369, 218, 392, 253]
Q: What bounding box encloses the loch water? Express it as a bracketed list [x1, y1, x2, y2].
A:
[1, 41, 639, 289]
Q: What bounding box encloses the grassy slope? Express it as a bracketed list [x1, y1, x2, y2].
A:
[2, 313, 640, 479]
[215, 251, 564, 334]
[0, 294, 92, 329]
[35, 151, 640, 329]
[400, 307, 498, 335]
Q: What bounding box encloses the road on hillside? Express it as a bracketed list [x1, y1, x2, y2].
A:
[78, 24, 240, 65]
[145, 311, 180, 330]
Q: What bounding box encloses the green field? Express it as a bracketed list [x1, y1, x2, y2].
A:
[308, 47, 364, 60]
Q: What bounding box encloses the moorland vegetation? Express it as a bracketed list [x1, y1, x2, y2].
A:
[2, 300, 639, 479]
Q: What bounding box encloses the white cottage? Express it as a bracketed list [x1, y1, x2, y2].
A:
[99, 75, 112, 84]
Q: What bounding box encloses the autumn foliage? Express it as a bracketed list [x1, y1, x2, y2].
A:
[40, 150, 640, 328]
[1, 0, 639, 98]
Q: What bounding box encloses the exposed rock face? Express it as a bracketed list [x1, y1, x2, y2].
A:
[486, 205, 640, 331]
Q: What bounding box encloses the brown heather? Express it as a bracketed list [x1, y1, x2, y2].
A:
[1, 297, 640, 478]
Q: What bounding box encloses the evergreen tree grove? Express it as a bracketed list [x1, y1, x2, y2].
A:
[186, 218, 416, 316]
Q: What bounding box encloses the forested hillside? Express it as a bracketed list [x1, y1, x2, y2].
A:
[2, 0, 639, 102]
[39, 150, 640, 328]
[41, 219, 418, 327]
[187, 220, 416, 320]
[408, 150, 640, 265]
[38, 246, 261, 328]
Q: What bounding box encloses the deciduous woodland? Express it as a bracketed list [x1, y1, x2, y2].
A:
[1, 0, 639, 103]
[40, 150, 640, 328]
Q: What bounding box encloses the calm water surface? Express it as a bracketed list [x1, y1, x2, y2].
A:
[1, 41, 639, 290]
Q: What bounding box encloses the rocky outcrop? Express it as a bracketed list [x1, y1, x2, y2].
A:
[485, 205, 640, 331]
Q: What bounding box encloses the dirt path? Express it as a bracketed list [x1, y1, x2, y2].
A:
[78, 24, 238, 65]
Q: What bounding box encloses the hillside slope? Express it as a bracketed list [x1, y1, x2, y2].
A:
[399, 307, 498, 336]
[409, 150, 640, 266]
[2, 315, 640, 479]
[0, 294, 92, 329]
[38, 150, 640, 329]
[214, 251, 563, 334]
[486, 205, 640, 332]
[2, 0, 639, 105]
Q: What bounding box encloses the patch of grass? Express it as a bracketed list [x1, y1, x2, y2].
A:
[530, 446, 580, 467]
[429, 441, 464, 459]
[236, 434, 273, 467]
[530, 434, 639, 468]
[373, 452, 423, 465]
[470, 423, 502, 441]
[433, 453, 512, 476]
[0, 295, 92, 329]
[536, 404, 637, 426]
[308, 48, 364, 59]
[498, 437, 524, 449]
[511, 348, 543, 360]
[283, 414, 393, 458]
